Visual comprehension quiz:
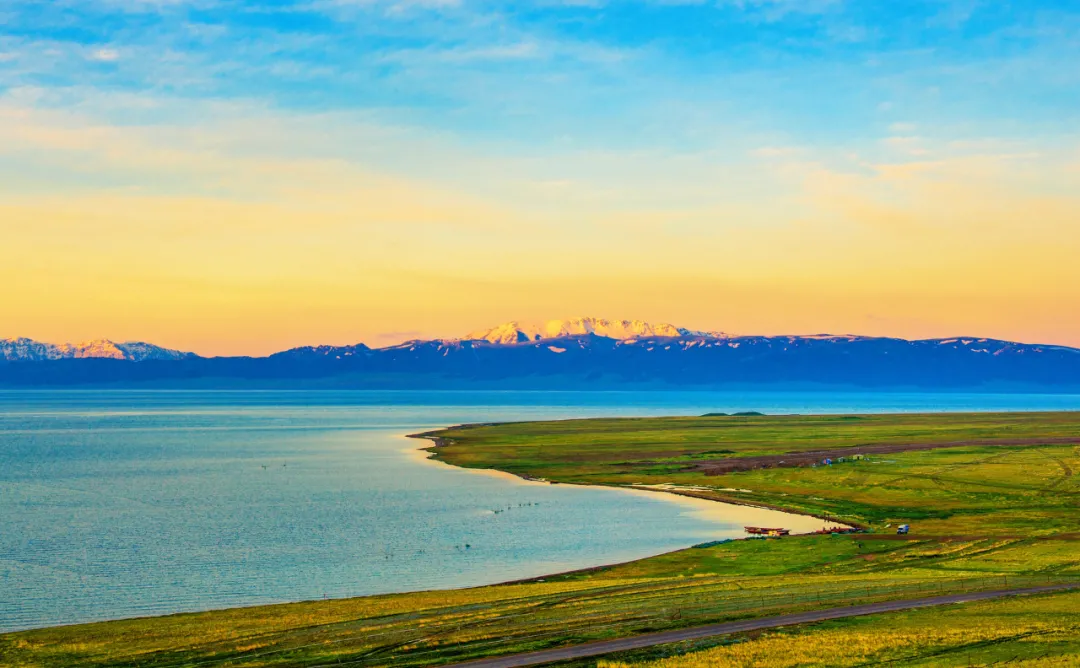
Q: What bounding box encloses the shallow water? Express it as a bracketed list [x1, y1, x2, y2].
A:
[2, 389, 1079, 632]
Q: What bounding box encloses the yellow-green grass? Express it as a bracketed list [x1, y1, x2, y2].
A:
[3, 536, 1076, 667]
[422, 412, 1080, 533]
[4, 412, 1080, 667]
[598, 588, 1080, 667]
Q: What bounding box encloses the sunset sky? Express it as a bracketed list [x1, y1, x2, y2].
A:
[2, 1, 1079, 356]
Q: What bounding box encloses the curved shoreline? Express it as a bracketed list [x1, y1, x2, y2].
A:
[405, 430, 849, 535]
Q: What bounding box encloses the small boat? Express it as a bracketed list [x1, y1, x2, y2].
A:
[744, 527, 790, 536]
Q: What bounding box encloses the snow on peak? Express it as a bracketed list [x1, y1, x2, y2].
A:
[0, 338, 194, 362]
[64, 340, 128, 360]
[464, 317, 728, 345]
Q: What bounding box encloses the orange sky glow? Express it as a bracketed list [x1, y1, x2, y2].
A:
[4, 3, 1080, 356]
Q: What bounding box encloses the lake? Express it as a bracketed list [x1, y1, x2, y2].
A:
[3, 389, 1080, 632]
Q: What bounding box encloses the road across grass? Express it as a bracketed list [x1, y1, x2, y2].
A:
[438, 584, 1080, 668]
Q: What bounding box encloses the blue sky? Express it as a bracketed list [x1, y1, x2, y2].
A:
[2, 1, 1080, 354]
[5, 1, 1078, 149]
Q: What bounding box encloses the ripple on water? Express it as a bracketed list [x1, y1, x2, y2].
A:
[5, 389, 1080, 632]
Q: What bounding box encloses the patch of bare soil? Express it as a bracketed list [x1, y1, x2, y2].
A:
[694, 437, 1080, 475]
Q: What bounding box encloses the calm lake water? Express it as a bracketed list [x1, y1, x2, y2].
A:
[3, 389, 1080, 632]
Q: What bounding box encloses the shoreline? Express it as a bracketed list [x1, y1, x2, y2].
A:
[5, 427, 840, 636]
[3, 424, 845, 636]
[405, 430, 850, 534]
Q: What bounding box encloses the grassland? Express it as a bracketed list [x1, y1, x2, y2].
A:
[598, 588, 1080, 667]
[3, 412, 1079, 667]
[422, 412, 1080, 534]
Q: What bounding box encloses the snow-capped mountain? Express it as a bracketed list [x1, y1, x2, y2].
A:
[463, 317, 728, 345]
[0, 338, 195, 362]
[3, 321, 1080, 390]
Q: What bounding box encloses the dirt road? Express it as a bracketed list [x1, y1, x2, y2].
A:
[695, 437, 1080, 474]
[439, 584, 1079, 668]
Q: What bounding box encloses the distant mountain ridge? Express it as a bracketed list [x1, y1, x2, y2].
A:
[3, 319, 1079, 390]
[463, 317, 728, 345]
[0, 338, 195, 362]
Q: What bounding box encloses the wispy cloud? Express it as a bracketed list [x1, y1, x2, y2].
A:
[722, 0, 844, 21]
[5, 0, 1080, 350]
[88, 47, 120, 62]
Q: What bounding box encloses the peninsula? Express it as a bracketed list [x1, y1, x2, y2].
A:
[3, 411, 1079, 666]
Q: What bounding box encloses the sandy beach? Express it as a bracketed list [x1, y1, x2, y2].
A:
[402, 432, 839, 536]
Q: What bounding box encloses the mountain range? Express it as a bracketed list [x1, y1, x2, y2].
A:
[1, 338, 195, 362]
[3, 317, 1079, 390]
[464, 318, 728, 345]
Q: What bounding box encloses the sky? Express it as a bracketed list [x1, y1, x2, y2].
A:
[2, 0, 1079, 356]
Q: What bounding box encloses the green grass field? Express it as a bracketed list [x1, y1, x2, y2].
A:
[597, 588, 1080, 667]
[3, 412, 1079, 667]
[423, 412, 1080, 534]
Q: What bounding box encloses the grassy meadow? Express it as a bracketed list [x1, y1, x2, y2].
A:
[3, 412, 1079, 667]
[597, 588, 1080, 667]
[424, 412, 1080, 534]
